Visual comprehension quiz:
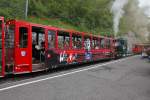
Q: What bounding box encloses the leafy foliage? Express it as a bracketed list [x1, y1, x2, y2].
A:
[0, 0, 113, 35]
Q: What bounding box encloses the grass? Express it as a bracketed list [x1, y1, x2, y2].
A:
[25, 16, 113, 36]
[26, 17, 86, 32]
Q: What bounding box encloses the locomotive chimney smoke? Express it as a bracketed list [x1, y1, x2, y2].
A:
[111, 0, 128, 37]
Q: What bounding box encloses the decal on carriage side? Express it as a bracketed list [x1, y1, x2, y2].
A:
[85, 52, 92, 60]
[84, 38, 92, 60]
[60, 51, 66, 62]
[21, 51, 26, 57]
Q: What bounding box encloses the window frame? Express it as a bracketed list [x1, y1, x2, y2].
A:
[72, 33, 82, 50]
[19, 27, 28, 48]
[84, 35, 91, 50]
[57, 31, 70, 50]
[100, 38, 105, 49]
[92, 37, 99, 50]
[48, 30, 56, 49]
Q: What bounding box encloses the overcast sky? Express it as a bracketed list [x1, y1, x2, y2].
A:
[138, 0, 150, 17]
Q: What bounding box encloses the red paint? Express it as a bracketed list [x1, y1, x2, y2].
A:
[132, 43, 150, 54]
[0, 17, 5, 77]
[14, 21, 32, 73]
[1, 17, 116, 76]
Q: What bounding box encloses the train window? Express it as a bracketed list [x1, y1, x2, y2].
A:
[5, 25, 15, 48]
[32, 32, 37, 43]
[58, 31, 70, 49]
[115, 40, 120, 47]
[84, 36, 91, 50]
[92, 37, 99, 49]
[48, 30, 55, 48]
[19, 27, 28, 48]
[38, 33, 45, 47]
[72, 33, 82, 49]
[106, 39, 111, 48]
[100, 38, 105, 48]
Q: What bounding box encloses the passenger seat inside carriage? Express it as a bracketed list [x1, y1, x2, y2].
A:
[32, 40, 45, 64]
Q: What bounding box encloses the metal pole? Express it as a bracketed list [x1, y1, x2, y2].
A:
[25, 0, 28, 19]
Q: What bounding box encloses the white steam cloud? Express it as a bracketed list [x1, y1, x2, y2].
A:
[138, 0, 150, 17]
[111, 0, 128, 36]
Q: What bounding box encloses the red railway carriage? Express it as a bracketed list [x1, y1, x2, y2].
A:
[132, 43, 150, 54]
[0, 17, 5, 77]
[132, 44, 143, 54]
[1, 18, 115, 76]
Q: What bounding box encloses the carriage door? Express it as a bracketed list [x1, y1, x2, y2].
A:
[0, 17, 4, 76]
[15, 24, 31, 73]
